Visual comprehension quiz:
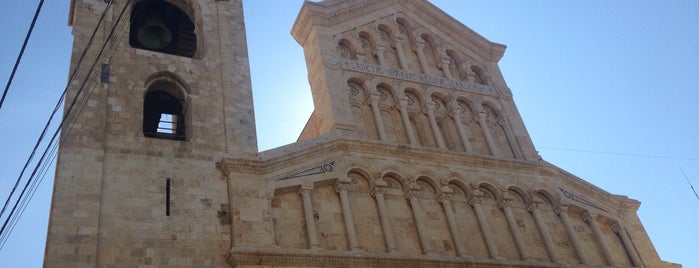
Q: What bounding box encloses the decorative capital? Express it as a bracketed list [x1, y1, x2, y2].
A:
[437, 193, 452, 204]
[334, 181, 350, 194]
[497, 199, 511, 210]
[370, 186, 386, 198]
[553, 205, 568, 216]
[582, 211, 596, 223]
[404, 190, 418, 200]
[467, 196, 481, 207]
[527, 203, 539, 214]
[298, 185, 313, 197]
[611, 223, 623, 234]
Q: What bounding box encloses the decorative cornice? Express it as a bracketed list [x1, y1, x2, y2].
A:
[291, 0, 506, 62]
[226, 247, 564, 268]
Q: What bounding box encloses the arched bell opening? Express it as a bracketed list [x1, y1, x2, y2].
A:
[129, 0, 197, 58]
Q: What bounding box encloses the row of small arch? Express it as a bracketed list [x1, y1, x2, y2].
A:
[336, 13, 489, 84]
[342, 165, 573, 212]
[347, 76, 505, 120]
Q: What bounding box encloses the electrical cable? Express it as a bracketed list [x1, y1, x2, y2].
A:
[0, 0, 114, 223]
[0, 0, 45, 110]
[0, 0, 131, 248]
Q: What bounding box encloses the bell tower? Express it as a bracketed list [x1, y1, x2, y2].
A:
[44, 0, 255, 266]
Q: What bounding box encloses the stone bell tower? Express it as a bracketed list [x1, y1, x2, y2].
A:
[44, 0, 255, 266]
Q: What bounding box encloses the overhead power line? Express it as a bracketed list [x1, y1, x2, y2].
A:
[0, 0, 132, 249]
[0, 0, 46, 110]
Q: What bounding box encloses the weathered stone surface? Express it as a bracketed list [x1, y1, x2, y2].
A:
[45, 0, 678, 267]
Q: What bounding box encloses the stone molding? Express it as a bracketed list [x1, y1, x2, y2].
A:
[226, 247, 566, 268]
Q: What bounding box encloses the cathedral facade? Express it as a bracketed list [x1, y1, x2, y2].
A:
[44, 0, 676, 267]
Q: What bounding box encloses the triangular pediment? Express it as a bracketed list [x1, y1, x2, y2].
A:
[293, 0, 506, 63]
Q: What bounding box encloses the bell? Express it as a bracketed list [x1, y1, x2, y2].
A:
[136, 13, 173, 49]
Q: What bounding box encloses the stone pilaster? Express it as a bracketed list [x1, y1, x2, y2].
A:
[613, 223, 643, 267]
[405, 189, 433, 255]
[371, 186, 397, 253]
[469, 192, 500, 259]
[438, 192, 470, 259]
[335, 182, 360, 251]
[556, 205, 588, 264]
[299, 185, 321, 249]
[498, 195, 529, 260]
[528, 198, 560, 263]
[583, 212, 615, 266]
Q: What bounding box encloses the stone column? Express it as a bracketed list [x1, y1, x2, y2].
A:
[469, 193, 500, 259]
[398, 100, 418, 145]
[499, 196, 530, 260]
[264, 191, 276, 246]
[375, 46, 387, 67]
[613, 224, 643, 267]
[426, 104, 446, 149]
[335, 182, 360, 251]
[448, 100, 473, 152]
[583, 212, 615, 266]
[500, 117, 522, 159]
[371, 186, 398, 253]
[477, 111, 501, 157]
[393, 40, 409, 70]
[555, 205, 588, 264]
[406, 190, 432, 255]
[414, 42, 431, 75]
[438, 193, 470, 258]
[299, 185, 321, 249]
[368, 95, 387, 141]
[528, 199, 559, 263]
[440, 60, 453, 80]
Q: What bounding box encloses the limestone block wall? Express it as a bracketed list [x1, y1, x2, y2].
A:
[222, 138, 670, 267]
[46, 0, 255, 267]
[292, 0, 539, 161]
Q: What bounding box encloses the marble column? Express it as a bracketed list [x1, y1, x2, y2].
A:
[414, 42, 431, 75]
[426, 104, 446, 149]
[584, 212, 616, 266]
[477, 111, 501, 157]
[398, 100, 418, 145]
[406, 190, 432, 255]
[448, 100, 473, 152]
[438, 193, 470, 258]
[335, 182, 360, 251]
[299, 185, 321, 249]
[371, 186, 397, 253]
[375, 46, 387, 67]
[393, 40, 409, 70]
[368, 95, 387, 141]
[613, 224, 643, 267]
[499, 197, 529, 260]
[499, 117, 522, 159]
[469, 194, 500, 259]
[556, 206, 588, 264]
[528, 200, 560, 263]
[440, 60, 453, 80]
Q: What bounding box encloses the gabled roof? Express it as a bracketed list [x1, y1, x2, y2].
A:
[292, 0, 507, 62]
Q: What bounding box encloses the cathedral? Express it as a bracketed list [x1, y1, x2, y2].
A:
[44, 0, 677, 267]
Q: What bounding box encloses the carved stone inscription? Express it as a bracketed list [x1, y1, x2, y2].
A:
[342, 60, 495, 95]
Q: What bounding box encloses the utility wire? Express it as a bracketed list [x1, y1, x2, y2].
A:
[0, 0, 130, 248]
[680, 167, 699, 201]
[0, 0, 46, 110]
[0, 0, 114, 225]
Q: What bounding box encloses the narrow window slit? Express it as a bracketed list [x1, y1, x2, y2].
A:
[166, 178, 171, 216]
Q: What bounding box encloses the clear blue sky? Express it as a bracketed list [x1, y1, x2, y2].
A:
[0, 1, 697, 267]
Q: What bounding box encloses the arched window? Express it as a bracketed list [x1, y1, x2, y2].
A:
[130, 0, 197, 58]
[143, 80, 186, 140]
